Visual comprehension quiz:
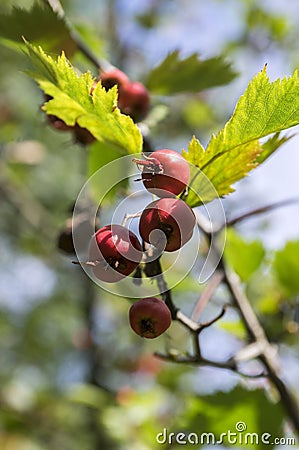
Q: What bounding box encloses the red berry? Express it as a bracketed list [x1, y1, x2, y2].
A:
[44, 95, 73, 132]
[134, 149, 190, 197]
[47, 114, 72, 131]
[118, 81, 150, 122]
[139, 198, 195, 252]
[89, 225, 142, 283]
[99, 68, 129, 91]
[73, 124, 95, 145]
[129, 297, 172, 338]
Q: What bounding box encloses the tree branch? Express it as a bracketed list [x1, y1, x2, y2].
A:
[191, 270, 224, 321]
[220, 260, 299, 433]
[171, 208, 299, 434]
[226, 198, 299, 228]
[154, 351, 266, 379]
[43, 0, 110, 70]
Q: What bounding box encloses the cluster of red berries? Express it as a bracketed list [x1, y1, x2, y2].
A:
[99, 68, 150, 122]
[87, 149, 195, 339]
[44, 68, 150, 144]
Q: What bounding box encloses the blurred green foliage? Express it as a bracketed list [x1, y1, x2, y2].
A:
[0, 1, 298, 449]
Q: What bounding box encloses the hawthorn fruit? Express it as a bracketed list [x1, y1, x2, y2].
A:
[118, 81, 150, 122]
[89, 224, 142, 283]
[134, 149, 190, 197]
[129, 297, 172, 338]
[139, 197, 196, 252]
[99, 68, 129, 91]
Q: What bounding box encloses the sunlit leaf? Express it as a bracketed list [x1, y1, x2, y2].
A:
[183, 68, 299, 206]
[24, 41, 142, 156]
[87, 141, 130, 202]
[273, 240, 299, 298]
[224, 229, 265, 281]
[256, 132, 294, 164]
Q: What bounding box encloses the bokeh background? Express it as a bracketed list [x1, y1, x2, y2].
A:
[0, 1, 299, 449]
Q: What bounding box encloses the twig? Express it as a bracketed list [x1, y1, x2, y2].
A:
[221, 261, 299, 433]
[176, 310, 200, 332]
[151, 205, 299, 433]
[43, 0, 110, 70]
[191, 270, 224, 321]
[154, 352, 266, 379]
[198, 305, 228, 333]
[226, 198, 299, 228]
[143, 251, 202, 328]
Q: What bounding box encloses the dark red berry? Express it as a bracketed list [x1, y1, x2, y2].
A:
[99, 68, 129, 91]
[47, 114, 72, 131]
[73, 124, 95, 145]
[118, 81, 150, 122]
[89, 225, 142, 283]
[133, 149, 190, 197]
[139, 198, 195, 252]
[44, 95, 73, 132]
[129, 297, 172, 338]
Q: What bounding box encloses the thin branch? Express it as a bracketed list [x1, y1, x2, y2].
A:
[222, 266, 271, 343]
[143, 249, 203, 328]
[198, 305, 228, 333]
[234, 342, 275, 362]
[197, 197, 299, 432]
[221, 261, 299, 433]
[191, 270, 224, 321]
[226, 198, 299, 228]
[154, 352, 266, 379]
[176, 310, 201, 332]
[43, 0, 110, 70]
[192, 330, 202, 358]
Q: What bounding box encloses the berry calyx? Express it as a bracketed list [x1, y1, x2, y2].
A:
[99, 68, 129, 91]
[89, 224, 142, 283]
[129, 297, 172, 338]
[139, 198, 196, 252]
[133, 149, 190, 197]
[118, 81, 150, 122]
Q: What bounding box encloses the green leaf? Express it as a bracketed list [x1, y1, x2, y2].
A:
[178, 387, 284, 449]
[24, 41, 142, 156]
[183, 68, 299, 206]
[224, 229, 265, 281]
[273, 239, 299, 298]
[256, 132, 294, 164]
[0, 3, 76, 55]
[67, 383, 109, 410]
[146, 50, 237, 95]
[183, 136, 261, 205]
[208, 68, 299, 148]
[87, 141, 129, 202]
[183, 99, 215, 130]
